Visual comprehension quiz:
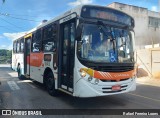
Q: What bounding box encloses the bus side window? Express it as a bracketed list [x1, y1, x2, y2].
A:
[20, 38, 24, 53]
[32, 30, 41, 52]
[16, 40, 20, 53]
[43, 24, 57, 52]
[13, 41, 17, 53]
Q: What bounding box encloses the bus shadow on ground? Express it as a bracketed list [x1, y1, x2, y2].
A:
[58, 94, 127, 109]
[20, 78, 128, 109]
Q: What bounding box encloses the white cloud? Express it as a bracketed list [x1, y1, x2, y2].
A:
[1, 45, 7, 48]
[0, 44, 12, 50]
[2, 32, 27, 50]
[3, 32, 27, 41]
[2, 28, 37, 50]
[68, 0, 93, 7]
[151, 6, 158, 12]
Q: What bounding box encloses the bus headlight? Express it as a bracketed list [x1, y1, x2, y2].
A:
[95, 79, 99, 84]
[80, 71, 86, 77]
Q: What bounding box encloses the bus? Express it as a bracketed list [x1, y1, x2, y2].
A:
[12, 5, 136, 97]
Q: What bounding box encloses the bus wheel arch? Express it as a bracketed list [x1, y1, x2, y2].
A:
[43, 67, 58, 96]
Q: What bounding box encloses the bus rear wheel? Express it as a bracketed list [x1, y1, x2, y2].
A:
[45, 72, 57, 96]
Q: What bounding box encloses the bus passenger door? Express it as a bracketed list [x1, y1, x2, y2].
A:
[59, 19, 75, 92]
[24, 35, 31, 77]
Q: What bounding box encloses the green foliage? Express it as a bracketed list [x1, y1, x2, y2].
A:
[0, 49, 12, 64]
[0, 49, 7, 56]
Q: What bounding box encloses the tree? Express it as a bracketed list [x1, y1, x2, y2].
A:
[0, 49, 7, 56]
[7, 50, 12, 58]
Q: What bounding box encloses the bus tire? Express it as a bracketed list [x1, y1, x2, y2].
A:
[45, 72, 57, 96]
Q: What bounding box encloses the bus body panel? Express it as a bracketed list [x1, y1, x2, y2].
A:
[12, 53, 24, 74]
[74, 78, 136, 97]
[29, 52, 44, 82]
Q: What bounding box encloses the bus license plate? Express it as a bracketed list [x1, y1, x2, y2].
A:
[112, 85, 121, 91]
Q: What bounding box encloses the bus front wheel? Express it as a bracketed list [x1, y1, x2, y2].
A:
[45, 72, 57, 96]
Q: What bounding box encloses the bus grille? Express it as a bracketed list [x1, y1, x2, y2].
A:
[101, 78, 129, 82]
[102, 85, 128, 93]
[89, 65, 134, 72]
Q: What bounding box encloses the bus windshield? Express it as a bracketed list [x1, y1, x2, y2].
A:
[78, 23, 134, 63]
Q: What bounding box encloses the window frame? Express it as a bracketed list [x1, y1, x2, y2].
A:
[42, 23, 57, 52]
[20, 38, 24, 53]
[13, 40, 17, 53]
[31, 29, 42, 53]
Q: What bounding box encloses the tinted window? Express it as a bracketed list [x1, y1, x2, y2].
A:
[32, 30, 42, 52]
[20, 38, 24, 53]
[43, 24, 57, 52]
[16, 40, 20, 53]
[13, 41, 17, 53]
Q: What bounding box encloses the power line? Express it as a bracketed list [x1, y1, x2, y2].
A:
[5, 15, 41, 22]
[0, 13, 42, 22]
[8, 15, 41, 22]
[0, 17, 26, 31]
[1, 13, 45, 18]
[0, 26, 19, 32]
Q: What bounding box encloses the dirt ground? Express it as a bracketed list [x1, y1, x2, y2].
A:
[137, 68, 160, 87]
[136, 76, 160, 87]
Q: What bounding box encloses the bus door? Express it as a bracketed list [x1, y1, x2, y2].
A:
[58, 17, 76, 92]
[24, 34, 32, 77]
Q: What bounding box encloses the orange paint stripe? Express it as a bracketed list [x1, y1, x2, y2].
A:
[81, 68, 136, 81]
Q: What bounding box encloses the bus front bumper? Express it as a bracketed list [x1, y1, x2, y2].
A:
[73, 78, 136, 98]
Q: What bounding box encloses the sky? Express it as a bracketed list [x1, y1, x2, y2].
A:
[0, 0, 159, 50]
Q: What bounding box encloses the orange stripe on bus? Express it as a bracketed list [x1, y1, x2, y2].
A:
[81, 68, 136, 81]
[30, 52, 44, 67]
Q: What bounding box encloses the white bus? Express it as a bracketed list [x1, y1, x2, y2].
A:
[12, 5, 136, 97]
